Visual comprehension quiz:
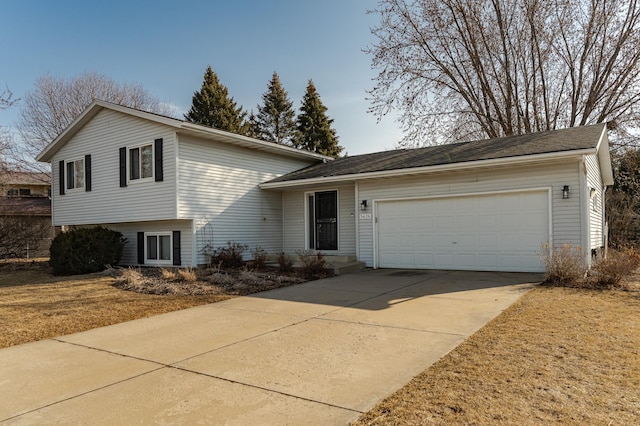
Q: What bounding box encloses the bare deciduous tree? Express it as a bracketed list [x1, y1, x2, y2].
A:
[0, 215, 52, 259]
[368, 0, 640, 146]
[0, 85, 18, 111]
[15, 71, 175, 171]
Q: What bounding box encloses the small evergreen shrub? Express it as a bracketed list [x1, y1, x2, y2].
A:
[49, 227, 127, 275]
[540, 243, 586, 286]
[296, 249, 333, 279]
[210, 241, 248, 269]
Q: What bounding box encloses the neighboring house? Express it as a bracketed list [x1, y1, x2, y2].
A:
[0, 171, 51, 198]
[36, 101, 613, 273]
[0, 171, 54, 257]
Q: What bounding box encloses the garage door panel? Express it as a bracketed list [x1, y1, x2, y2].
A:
[377, 191, 548, 272]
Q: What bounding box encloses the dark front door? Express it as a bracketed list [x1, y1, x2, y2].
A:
[314, 191, 338, 250]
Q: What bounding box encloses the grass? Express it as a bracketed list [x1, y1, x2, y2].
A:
[0, 261, 230, 349]
[354, 284, 640, 425]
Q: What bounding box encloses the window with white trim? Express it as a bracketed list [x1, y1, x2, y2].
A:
[145, 232, 172, 264]
[65, 158, 85, 190]
[129, 144, 154, 181]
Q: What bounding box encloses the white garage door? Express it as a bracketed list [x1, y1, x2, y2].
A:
[376, 191, 549, 272]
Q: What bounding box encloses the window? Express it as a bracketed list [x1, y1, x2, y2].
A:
[19, 188, 31, 196]
[7, 189, 18, 196]
[129, 144, 153, 181]
[145, 232, 172, 264]
[65, 158, 85, 190]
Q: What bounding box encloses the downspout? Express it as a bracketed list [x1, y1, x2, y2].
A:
[580, 157, 591, 267]
[355, 181, 360, 261]
[602, 186, 608, 258]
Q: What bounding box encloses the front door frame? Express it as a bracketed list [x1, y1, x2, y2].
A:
[305, 189, 339, 251]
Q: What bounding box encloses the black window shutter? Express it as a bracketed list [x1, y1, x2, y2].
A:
[154, 138, 163, 182]
[172, 230, 181, 266]
[119, 147, 127, 187]
[84, 154, 92, 192]
[137, 232, 145, 265]
[59, 160, 65, 195]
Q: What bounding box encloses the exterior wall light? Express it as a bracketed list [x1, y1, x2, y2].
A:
[562, 185, 570, 199]
[360, 199, 368, 210]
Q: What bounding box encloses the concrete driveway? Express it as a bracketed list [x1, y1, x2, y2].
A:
[0, 269, 540, 424]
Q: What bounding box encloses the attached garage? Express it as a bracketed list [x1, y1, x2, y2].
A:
[263, 124, 614, 273]
[375, 190, 550, 272]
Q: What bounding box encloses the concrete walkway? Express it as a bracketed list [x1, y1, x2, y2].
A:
[0, 269, 541, 425]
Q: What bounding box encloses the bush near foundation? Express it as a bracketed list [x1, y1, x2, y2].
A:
[209, 241, 248, 269]
[587, 248, 640, 289]
[296, 249, 333, 279]
[49, 227, 127, 275]
[540, 243, 586, 286]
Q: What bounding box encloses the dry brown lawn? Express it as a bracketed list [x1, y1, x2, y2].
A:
[354, 284, 640, 425]
[0, 261, 230, 349]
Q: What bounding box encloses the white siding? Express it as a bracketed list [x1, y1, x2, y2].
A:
[51, 109, 177, 226]
[282, 184, 356, 256]
[358, 161, 582, 267]
[177, 135, 313, 264]
[585, 154, 604, 249]
[106, 220, 193, 267]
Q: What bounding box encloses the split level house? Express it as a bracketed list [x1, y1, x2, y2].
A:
[36, 101, 613, 273]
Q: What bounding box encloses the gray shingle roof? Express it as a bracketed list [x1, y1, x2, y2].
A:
[267, 124, 606, 184]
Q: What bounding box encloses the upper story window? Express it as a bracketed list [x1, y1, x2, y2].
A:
[65, 158, 85, 190]
[119, 139, 163, 188]
[58, 155, 91, 195]
[129, 144, 154, 181]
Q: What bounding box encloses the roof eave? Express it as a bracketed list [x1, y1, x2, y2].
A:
[178, 123, 332, 162]
[594, 126, 614, 186]
[36, 100, 331, 164]
[260, 148, 594, 189]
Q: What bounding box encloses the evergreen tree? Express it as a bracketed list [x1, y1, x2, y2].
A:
[245, 110, 261, 139]
[295, 80, 343, 157]
[184, 66, 248, 134]
[256, 72, 296, 144]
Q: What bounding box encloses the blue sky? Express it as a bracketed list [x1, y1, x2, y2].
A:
[0, 0, 402, 155]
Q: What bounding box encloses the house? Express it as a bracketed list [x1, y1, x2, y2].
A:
[0, 170, 51, 198]
[36, 101, 329, 268]
[36, 101, 613, 273]
[0, 171, 55, 258]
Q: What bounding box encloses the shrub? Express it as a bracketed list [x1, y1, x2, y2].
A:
[177, 267, 198, 282]
[160, 268, 178, 281]
[587, 248, 640, 289]
[210, 241, 248, 269]
[277, 252, 293, 273]
[296, 249, 333, 279]
[49, 227, 127, 275]
[117, 267, 147, 289]
[249, 246, 267, 270]
[539, 243, 586, 286]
